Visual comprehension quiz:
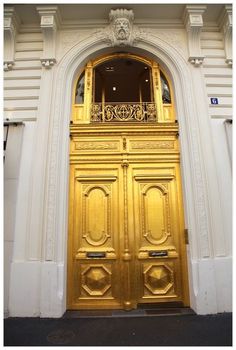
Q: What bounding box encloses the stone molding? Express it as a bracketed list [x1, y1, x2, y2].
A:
[183, 5, 206, 67]
[57, 28, 188, 62]
[55, 7, 188, 60]
[37, 6, 61, 69]
[4, 7, 20, 71]
[219, 5, 232, 66]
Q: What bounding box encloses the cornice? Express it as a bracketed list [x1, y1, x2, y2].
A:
[18, 25, 42, 33]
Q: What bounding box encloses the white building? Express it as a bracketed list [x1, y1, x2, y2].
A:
[4, 3, 232, 317]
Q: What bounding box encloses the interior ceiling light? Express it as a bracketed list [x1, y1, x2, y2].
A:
[105, 66, 114, 72]
[145, 79, 149, 82]
[113, 86, 117, 91]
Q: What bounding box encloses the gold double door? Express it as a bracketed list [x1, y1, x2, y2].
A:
[67, 125, 189, 310]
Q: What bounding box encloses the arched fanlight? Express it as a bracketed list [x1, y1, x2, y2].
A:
[72, 53, 175, 124]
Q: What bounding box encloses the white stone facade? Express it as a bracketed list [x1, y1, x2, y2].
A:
[4, 4, 232, 317]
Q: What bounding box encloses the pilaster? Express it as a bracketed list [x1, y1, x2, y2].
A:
[25, 7, 61, 261]
[37, 6, 61, 69]
[219, 5, 232, 66]
[183, 5, 206, 67]
[4, 7, 20, 71]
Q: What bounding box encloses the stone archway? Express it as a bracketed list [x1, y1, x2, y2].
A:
[41, 31, 211, 316]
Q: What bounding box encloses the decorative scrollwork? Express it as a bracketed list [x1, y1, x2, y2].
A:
[146, 103, 157, 121]
[91, 102, 157, 122]
[91, 104, 102, 121]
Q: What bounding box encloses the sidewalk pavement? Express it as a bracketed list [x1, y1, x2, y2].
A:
[4, 311, 232, 346]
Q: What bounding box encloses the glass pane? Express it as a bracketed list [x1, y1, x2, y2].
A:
[75, 71, 85, 104]
[94, 58, 152, 103]
[160, 72, 171, 104]
[140, 66, 153, 102]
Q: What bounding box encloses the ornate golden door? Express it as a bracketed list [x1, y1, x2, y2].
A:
[67, 54, 189, 310]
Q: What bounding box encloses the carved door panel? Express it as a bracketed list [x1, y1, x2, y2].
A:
[67, 165, 124, 309]
[130, 164, 187, 305]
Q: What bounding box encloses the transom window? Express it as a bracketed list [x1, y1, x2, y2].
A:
[94, 58, 153, 103]
[72, 53, 174, 124]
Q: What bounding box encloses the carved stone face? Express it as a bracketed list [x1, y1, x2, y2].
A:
[113, 18, 130, 40]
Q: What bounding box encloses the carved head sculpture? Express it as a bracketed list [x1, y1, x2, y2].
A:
[109, 9, 134, 45]
[113, 17, 130, 40]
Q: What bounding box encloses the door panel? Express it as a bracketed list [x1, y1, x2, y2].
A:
[131, 164, 184, 303]
[68, 165, 123, 309]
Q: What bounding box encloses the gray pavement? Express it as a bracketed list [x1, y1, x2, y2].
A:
[4, 311, 232, 346]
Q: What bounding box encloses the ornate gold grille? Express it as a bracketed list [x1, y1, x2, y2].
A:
[91, 102, 157, 122]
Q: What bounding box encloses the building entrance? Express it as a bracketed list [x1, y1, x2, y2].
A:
[67, 53, 189, 310]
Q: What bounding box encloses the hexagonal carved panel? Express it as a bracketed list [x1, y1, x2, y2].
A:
[144, 264, 174, 295]
[82, 265, 111, 296]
